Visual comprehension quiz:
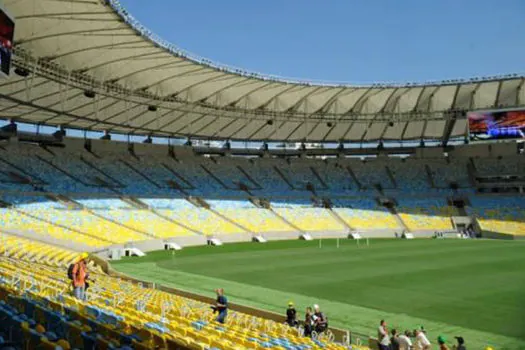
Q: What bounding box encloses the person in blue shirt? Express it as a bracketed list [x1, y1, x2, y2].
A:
[214, 288, 228, 324]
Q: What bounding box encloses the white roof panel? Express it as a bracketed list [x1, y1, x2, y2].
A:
[1, 0, 523, 142]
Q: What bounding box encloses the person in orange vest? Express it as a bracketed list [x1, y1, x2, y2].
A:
[69, 253, 89, 301]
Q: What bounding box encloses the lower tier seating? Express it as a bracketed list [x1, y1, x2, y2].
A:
[468, 196, 525, 236]
[397, 199, 457, 231]
[0, 233, 78, 267]
[274, 208, 345, 232]
[0, 255, 366, 350]
[332, 200, 400, 230]
[215, 208, 292, 233]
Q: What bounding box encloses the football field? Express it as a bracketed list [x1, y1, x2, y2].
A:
[112, 239, 525, 349]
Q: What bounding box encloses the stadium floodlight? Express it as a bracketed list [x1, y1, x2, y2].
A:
[0, 119, 16, 134]
[84, 90, 96, 99]
[14, 67, 30, 77]
[148, 105, 157, 112]
[53, 125, 66, 139]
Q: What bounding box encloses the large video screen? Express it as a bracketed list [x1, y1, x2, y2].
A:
[468, 109, 525, 139]
[0, 7, 14, 77]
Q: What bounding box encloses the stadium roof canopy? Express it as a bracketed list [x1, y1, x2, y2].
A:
[2, 0, 525, 142]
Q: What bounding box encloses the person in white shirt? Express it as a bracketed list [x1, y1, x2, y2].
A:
[415, 329, 431, 350]
[398, 330, 413, 350]
[378, 320, 390, 350]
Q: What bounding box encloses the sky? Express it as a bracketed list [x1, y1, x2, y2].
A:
[119, 0, 525, 84]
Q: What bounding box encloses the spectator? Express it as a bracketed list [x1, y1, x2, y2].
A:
[454, 336, 466, 350]
[214, 288, 228, 324]
[438, 335, 449, 350]
[70, 253, 89, 301]
[415, 329, 431, 350]
[304, 306, 314, 337]
[378, 320, 390, 350]
[390, 329, 400, 350]
[285, 301, 298, 327]
[398, 330, 413, 350]
[312, 304, 328, 333]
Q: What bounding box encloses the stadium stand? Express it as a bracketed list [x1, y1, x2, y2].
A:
[332, 200, 401, 231]
[396, 199, 456, 232]
[209, 200, 292, 233]
[0, 233, 78, 267]
[0, 0, 524, 348]
[0, 252, 367, 350]
[1, 141, 524, 246]
[467, 196, 525, 236]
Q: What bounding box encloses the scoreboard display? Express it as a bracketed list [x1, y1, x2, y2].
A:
[0, 6, 14, 77]
[468, 109, 525, 140]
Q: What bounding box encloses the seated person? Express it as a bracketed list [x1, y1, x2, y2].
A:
[285, 301, 298, 326]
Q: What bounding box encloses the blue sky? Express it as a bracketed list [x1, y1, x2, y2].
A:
[119, 0, 525, 84]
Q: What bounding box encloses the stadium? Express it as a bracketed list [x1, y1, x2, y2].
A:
[0, 0, 524, 349]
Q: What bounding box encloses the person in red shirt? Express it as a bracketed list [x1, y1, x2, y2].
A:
[72, 253, 89, 301]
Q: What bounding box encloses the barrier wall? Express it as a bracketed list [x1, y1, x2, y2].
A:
[100, 259, 376, 347]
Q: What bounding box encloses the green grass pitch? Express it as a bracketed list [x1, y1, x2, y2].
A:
[112, 239, 525, 349]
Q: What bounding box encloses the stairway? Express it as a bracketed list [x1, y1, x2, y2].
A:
[148, 208, 206, 236]
[200, 164, 231, 190]
[121, 160, 162, 189]
[310, 167, 329, 190]
[269, 209, 305, 233]
[328, 208, 354, 232]
[208, 208, 255, 235]
[85, 209, 156, 239]
[386, 206, 409, 231]
[81, 157, 124, 187]
[161, 162, 196, 189]
[13, 208, 116, 245]
[424, 164, 436, 188]
[467, 158, 478, 187]
[236, 165, 263, 190]
[273, 166, 295, 190]
[385, 166, 398, 188]
[345, 166, 363, 190]
[35, 155, 90, 186]
[0, 155, 47, 184]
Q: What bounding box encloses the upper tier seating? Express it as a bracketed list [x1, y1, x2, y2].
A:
[315, 161, 358, 194]
[426, 159, 471, 189]
[350, 161, 394, 190]
[473, 157, 525, 176]
[276, 161, 327, 190]
[2, 141, 522, 197]
[387, 159, 429, 192]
